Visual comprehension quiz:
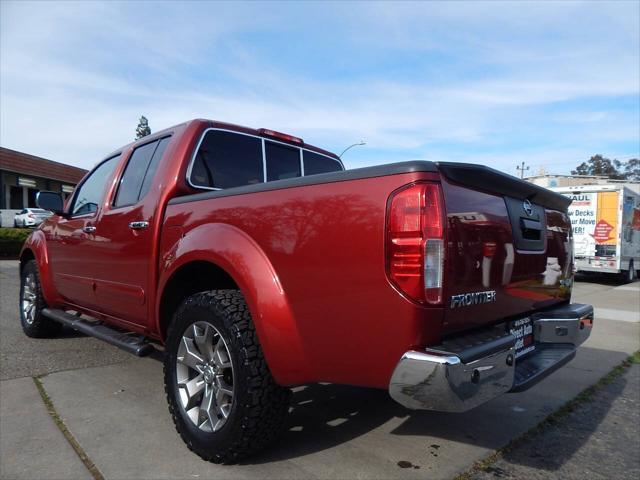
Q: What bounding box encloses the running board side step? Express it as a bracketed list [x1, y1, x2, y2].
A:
[42, 308, 155, 357]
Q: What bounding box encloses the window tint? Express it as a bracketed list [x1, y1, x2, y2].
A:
[113, 136, 171, 207]
[265, 141, 301, 181]
[303, 151, 342, 175]
[114, 141, 158, 207]
[190, 131, 263, 189]
[139, 136, 170, 200]
[72, 156, 120, 215]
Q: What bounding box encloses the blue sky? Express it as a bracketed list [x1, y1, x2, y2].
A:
[1, 1, 638, 176]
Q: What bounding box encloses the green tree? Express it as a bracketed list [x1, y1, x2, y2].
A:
[135, 116, 151, 140]
[621, 158, 640, 181]
[571, 154, 624, 179]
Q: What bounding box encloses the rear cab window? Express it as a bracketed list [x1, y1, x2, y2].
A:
[190, 130, 263, 189]
[188, 129, 343, 190]
[303, 151, 343, 175]
[265, 141, 301, 181]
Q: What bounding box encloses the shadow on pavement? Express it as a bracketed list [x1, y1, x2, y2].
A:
[245, 346, 629, 465]
[575, 272, 635, 286]
[497, 374, 627, 473]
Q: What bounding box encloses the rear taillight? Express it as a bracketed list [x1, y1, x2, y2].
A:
[28, 213, 34, 219]
[482, 242, 497, 257]
[258, 128, 303, 145]
[386, 182, 445, 305]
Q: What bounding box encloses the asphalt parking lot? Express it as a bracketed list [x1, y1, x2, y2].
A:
[1, 260, 638, 480]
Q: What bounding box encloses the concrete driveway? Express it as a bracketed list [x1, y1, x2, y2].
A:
[1, 260, 638, 479]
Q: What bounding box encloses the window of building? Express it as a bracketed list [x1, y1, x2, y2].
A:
[303, 151, 342, 176]
[190, 131, 263, 189]
[71, 155, 120, 216]
[265, 141, 301, 181]
[28, 188, 38, 208]
[9, 186, 22, 209]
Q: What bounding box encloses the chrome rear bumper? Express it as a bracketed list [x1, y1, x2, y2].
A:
[389, 303, 593, 412]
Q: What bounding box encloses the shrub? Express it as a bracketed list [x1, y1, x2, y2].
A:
[0, 227, 32, 257]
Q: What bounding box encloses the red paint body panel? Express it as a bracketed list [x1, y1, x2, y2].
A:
[21, 118, 574, 391]
[160, 172, 444, 387]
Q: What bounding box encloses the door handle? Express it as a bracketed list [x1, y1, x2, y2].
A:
[129, 221, 149, 230]
[82, 225, 96, 234]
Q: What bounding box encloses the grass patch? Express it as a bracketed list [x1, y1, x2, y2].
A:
[455, 351, 640, 480]
[0, 227, 31, 257]
[33, 376, 105, 480]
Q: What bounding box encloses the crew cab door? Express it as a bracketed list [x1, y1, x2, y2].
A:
[86, 136, 171, 327]
[47, 155, 121, 307]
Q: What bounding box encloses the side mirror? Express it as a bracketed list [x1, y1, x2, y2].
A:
[36, 191, 65, 215]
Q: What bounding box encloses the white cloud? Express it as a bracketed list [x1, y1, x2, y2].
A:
[1, 0, 638, 173]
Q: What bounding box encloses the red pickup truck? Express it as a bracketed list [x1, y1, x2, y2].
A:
[21, 119, 593, 463]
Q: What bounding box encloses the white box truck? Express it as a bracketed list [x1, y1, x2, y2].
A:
[551, 184, 640, 282]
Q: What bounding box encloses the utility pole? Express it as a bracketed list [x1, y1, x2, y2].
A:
[516, 161, 530, 179]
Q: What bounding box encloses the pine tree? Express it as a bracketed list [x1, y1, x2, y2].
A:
[135, 116, 151, 140]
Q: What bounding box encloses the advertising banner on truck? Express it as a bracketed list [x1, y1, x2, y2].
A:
[565, 191, 619, 257]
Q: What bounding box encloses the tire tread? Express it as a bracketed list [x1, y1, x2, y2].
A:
[163, 290, 290, 463]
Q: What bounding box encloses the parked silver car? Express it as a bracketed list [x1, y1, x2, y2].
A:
[14, 208, 53, 228]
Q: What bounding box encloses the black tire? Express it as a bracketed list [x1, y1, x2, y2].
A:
[628, 260, 637, 282]
[619, 260, 636, 284]
[164, 290, 291, 463]
[20, 260, 62, 338]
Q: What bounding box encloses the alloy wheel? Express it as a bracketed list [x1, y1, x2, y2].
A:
[175, 321, 234, 433]
[21, 273, 37, 325]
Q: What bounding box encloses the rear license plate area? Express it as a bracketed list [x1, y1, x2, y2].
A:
[508, 317, 535, 359]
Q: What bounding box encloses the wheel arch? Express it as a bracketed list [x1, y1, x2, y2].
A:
[155, 222, 312, 386]
[157, 260, 238, 341]
[19, 231, 62, 306]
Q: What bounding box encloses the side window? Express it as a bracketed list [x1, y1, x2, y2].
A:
[138, 136, 171, 200]
[265, 141, 301, 181]
[114, 141, 157, 207]
[190, 131, 263, 189]
[114, 136, 171, 207]
[303, 151, 342, 176]
[72, 156, 120, 216]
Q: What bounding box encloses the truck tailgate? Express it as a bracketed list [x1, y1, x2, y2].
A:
[437, 163, 574, 334]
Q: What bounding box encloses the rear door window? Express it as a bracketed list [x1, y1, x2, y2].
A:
[190, 131, 263, 189]
[265, 141, 301, 181]
[138, 136, 171, 200]
[303, 151, 342, 175]
[114, 137, 172, 208]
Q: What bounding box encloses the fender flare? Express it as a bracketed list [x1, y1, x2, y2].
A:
[156, 223, 311, 386]
[20, 231, 64, 307]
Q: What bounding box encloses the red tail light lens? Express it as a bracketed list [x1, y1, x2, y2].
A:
[258, 128, 303, 145]
[482, 242, 497, 257]
[386, 182, 445, 304]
